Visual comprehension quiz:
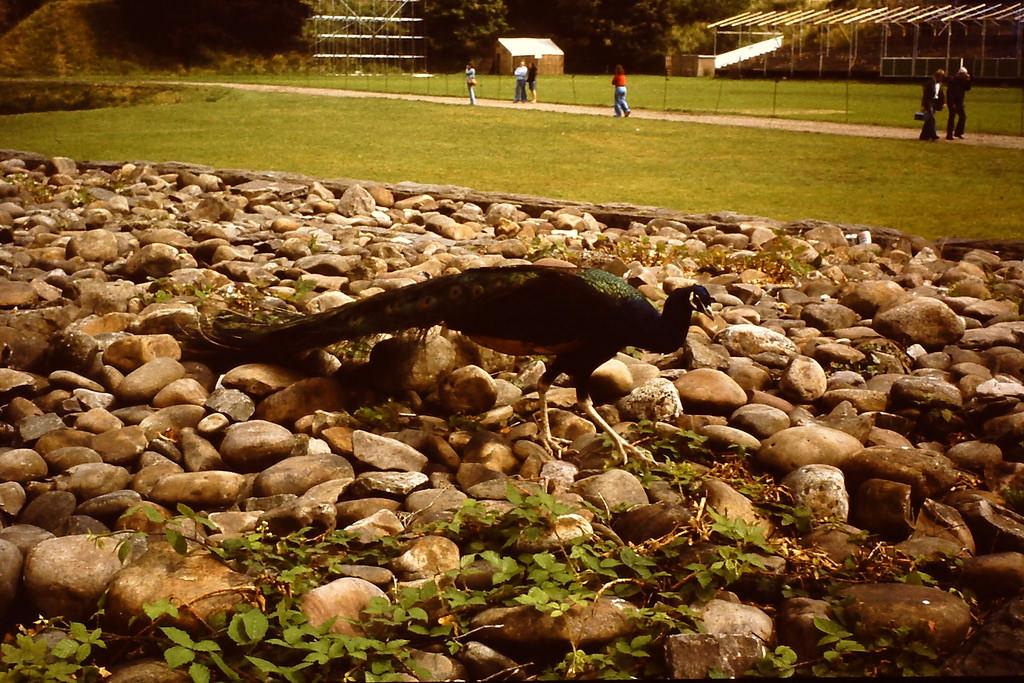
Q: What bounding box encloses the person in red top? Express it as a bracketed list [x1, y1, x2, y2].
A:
[612, 64, 630, 117]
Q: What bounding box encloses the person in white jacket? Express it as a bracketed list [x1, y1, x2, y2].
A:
[513, 61, 528, 103]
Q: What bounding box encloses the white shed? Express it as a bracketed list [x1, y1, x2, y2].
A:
[495, 37, 564, 75]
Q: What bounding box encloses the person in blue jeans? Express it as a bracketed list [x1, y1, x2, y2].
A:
[612, 64, 630, 117]
[465, 62, 477, 105]
[513, 61, 528, 103]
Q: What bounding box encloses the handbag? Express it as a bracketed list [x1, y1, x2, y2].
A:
[914, 111, 927, 121]
[468, 78, 477, 86]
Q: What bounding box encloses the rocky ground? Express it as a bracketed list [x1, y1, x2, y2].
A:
[1, 148, 1023, 680]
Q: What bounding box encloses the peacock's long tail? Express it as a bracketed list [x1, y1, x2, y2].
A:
[198, 266, 546, 353]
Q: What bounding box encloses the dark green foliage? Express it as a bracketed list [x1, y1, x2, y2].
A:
[113, 0, 311, 66]
[423, 0, 510, 70]
[505, 0, 748, 72]
[0, 0, 46, 34]
[0, 80, 227, 115]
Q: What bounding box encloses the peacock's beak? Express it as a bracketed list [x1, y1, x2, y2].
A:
[692, 288, 712, 316]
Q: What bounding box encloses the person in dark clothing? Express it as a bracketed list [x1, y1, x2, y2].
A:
[946, 66, 972, 140]
[527, 62, 538, 103]
[919, 69, 946, 141]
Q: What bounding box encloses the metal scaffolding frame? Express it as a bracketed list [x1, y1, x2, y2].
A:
[310, 0, 425, 74]
[708, 3, 1024, 78]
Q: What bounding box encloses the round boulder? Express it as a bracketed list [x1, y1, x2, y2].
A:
[873, 297, 965, 349]
[674, 368, 748, 416]
[756, 425, 863, 474]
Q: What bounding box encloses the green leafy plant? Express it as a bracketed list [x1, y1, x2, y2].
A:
[750, 645, 799, 678]
[0, 620, 107, 683]
[1004, 486, 1024, 514]
[810, 615, 942, 677]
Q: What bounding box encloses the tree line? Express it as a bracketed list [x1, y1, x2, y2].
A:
[0, 0, 884, 73]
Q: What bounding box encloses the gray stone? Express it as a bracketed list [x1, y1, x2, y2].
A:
[782, 464, 849, 522]
[258, 499, 336, 537]
[800, 301, 861, 331]
[390, 535, 461, 580]
[954, 495, 1024, 554]
[776, 597, 831, 661]
[470, 597, 634, 648]
[0, 448, 48, 483]
[116, 357, 187, 404]
[961, 552, 1024, 598]
[715, 323, 798, 358]
[729, 403, 790, 439]
[943, 593, 1024, 676]
[105, 542, 255, 634]
[837, 583, 971, 652]
[23, 534, 125, 620]
[148, 471, 247, 509]
[0, 538, 23, 622]
[0, 481, 26, 516]
[55, 462, 133, 500]
[756, 425, 863, 474]
[842, 446, 958, 501]
[852, 478, 914, 539]
[351, 430, 428, 472]
[873, 297, 965, 349]
[204, 387, 255, 421]
[253, 454, 354, 497]
[513, 513, 594, 552]
[616, 377, 682, 422]
[405, 487, 469, 527]
[780, 355, 828, 403]
[350, 471, 429, 498]
[674, 368, 748, 415]
[697, 598, 774, 642]
[219, 419, 295, 471]
[612, 501, 691, 544]
[664, 632, 768, 679]
[343, 508, 405, 543]
[571, 469, 648, 512]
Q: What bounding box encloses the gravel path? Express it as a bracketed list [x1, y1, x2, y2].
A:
[186, 80, 1024, 151]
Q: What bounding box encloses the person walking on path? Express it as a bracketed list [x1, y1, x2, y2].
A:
[465, 62, 477, 105]
[946, 66, 972, 140]
[513, 61, 529, 103]
[919, 69, 945, 141]
[527, 62, 538, 103]
[612, 64, 630, 117]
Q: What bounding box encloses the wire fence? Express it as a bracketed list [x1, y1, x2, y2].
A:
[303, 71, 1024, 137]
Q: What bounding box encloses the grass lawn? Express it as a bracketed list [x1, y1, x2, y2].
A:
[182, 72, 1024, 137]
[0, 82, 1021, 241]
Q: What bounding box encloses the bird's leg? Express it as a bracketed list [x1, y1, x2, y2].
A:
[578, 395, 653, 465]
[536, 378, 570, 456]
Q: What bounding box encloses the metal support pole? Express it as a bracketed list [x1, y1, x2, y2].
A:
[881, 23, 887, 76]
[913, 24, 919, 77]
[981, 21, 987, 77]
[946, 22, 952, 74]
[791, 26, 796, 78]
[818, 25, 825, 77]
[848, 25, 854, 74]
[1011, 20, 1019, 78]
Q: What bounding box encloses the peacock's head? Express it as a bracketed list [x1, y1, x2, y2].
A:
[689, 284, 712, 316]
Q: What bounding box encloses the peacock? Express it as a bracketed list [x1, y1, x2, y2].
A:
[200, 265, 712, 463]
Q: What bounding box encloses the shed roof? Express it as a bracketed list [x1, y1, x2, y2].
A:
[497, 37, 564, 56]
[707, 3, 1024, 28]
